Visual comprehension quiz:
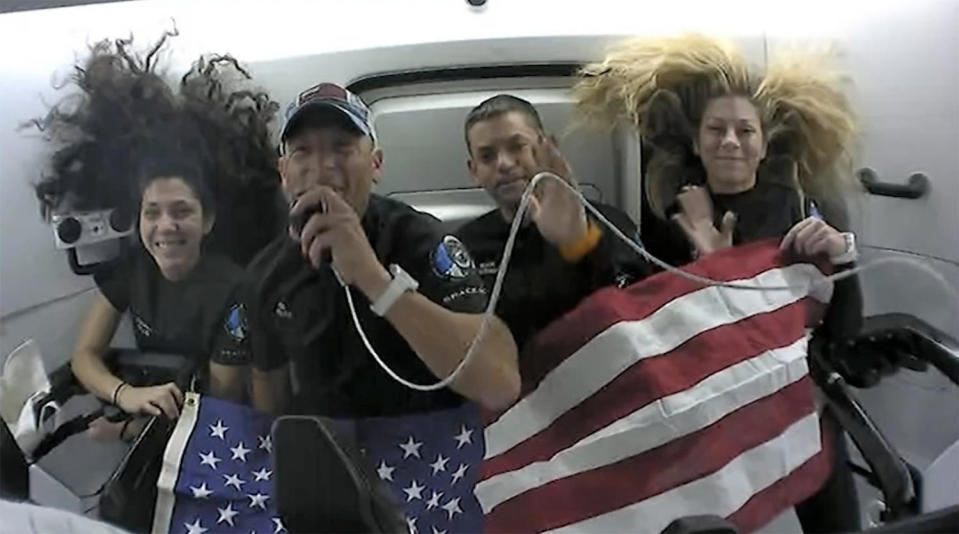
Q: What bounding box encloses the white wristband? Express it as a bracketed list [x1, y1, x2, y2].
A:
[830, 232, 859, 265]
[370, 264, 419, 317]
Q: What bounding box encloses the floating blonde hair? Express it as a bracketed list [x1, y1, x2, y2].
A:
[574, 34, 753, 133]
[574, 34, 858, 219]
[757, 46, 859, 206]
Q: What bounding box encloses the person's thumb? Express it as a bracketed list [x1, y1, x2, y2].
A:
[527, 194, 542, 221]
[720, 211, 737, 242]
[671, 212, 694, 240]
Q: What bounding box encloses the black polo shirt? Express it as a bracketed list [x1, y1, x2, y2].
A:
[246, 194, 489, 418]
[94, 249, 251, 367]
[456, 202, 650, 351]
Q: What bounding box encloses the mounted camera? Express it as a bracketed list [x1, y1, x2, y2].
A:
[51, 208, 133, 249]
[50, 208, 134, 275]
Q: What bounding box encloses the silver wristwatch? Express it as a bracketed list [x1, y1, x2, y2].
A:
[829, 232, 859, 265]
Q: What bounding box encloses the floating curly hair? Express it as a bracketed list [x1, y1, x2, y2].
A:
[178, 53, 283, 264]
[28, 29, 282, 265]
[573, 34, 858, 219]
[29, 29, 181, 219]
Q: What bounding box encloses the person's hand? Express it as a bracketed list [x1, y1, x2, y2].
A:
[527, 136, 589, 248]
[291, 186, 389, 294]
[780, 217, 847, 258]
[86, 416, 146, 442]
[86, 416, 124, 441]
[116, 382, 183, 419]
[671, 185, 736, 257]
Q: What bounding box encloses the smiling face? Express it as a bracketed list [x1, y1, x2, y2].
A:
[138, 177, 213, 281]
[466, 111, 544, 216]
[279, 109, 383, 218]
[694, 95, 767, 194]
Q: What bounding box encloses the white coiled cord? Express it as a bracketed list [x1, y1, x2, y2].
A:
[338, 172, 957, 391]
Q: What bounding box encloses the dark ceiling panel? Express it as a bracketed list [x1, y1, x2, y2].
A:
[0, 0, 135, 14]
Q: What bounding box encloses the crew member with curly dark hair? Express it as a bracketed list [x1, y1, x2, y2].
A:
[29, 30, 282, 441]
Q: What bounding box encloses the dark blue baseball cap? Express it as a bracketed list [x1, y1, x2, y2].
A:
[279, 82, 376, 150]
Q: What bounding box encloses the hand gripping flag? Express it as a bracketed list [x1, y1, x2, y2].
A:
[478, 240, 835, 534]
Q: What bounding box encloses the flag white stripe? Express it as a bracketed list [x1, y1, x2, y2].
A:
[543, 413, 822, 534]
[477, 337, 809, 513]
[577, 336, 810, 448]
[484, 264, 825, 459]
[151, 392, 201, 534]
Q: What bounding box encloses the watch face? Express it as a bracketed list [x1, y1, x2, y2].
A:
[388, 263, 418, 289]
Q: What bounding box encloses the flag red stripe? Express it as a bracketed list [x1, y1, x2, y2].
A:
[728, 424, 833, 533]
[484, 376, 817, 533]
[513, 239, 792, 397]
[481, 301, 807, 478]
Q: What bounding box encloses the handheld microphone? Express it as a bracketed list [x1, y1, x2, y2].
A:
[290, 200, 333, 265]
[290, 203, 323, 235]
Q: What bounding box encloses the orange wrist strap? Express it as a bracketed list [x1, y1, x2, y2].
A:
[559, 221, 602, 262]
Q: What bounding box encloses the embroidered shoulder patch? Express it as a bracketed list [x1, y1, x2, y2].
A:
[224, 303, 248, 342]
[430, 235, 475, 280]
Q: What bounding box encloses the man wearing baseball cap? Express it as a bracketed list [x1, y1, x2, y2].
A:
[245, 83, 519, 531]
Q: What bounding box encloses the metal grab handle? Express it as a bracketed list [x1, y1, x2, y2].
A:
[67, 248, 99, 275]
[810, 350, 917, 521]
[858, 168, 930, 199]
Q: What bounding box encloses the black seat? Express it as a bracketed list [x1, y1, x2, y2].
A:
[0, 417, 29, 501]
[271, 416, 407, 534]
[822, 313, 959, 389]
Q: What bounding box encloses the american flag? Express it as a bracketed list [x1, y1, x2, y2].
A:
[351, 402, 485, 534]
[151, 395, 485, 534]
[478, 240, 834, 534]
[153, 394, 282, 534]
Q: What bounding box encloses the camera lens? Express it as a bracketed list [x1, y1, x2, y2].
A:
[57, 217, 82, 244]
[109, 208, 133, 232]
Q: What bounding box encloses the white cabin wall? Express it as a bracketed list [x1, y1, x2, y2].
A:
[0, 0, 770, 369]
[766, 0, 959, 336]
[767, 0, 959, 517]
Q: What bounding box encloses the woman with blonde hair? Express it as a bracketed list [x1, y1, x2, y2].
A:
[573, 34, 864, 532]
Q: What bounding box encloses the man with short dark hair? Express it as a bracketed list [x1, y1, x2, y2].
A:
[457, 94, 650, 350]
[463, 94, 546, 152]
